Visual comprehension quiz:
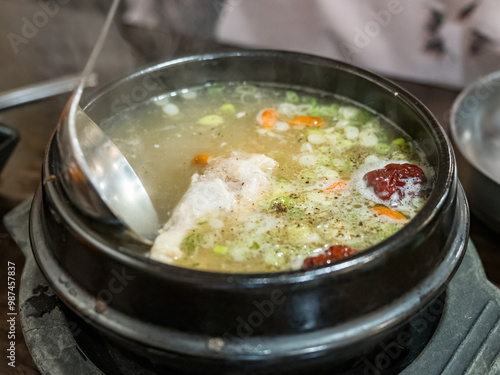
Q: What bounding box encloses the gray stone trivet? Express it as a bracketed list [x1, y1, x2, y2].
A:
[5, 200, 500, 375]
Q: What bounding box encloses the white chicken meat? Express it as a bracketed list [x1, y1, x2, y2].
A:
[150, 152, 278, 263]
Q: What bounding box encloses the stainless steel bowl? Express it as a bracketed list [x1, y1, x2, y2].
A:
[451, 71, 500, 232]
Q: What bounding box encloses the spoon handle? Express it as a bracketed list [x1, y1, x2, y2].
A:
[0, 73, 98, 111]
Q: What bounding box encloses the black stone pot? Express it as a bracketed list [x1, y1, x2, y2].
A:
[30, 51, 469, 374]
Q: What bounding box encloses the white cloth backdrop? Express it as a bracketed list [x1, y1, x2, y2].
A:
[215, 0, 500, 88]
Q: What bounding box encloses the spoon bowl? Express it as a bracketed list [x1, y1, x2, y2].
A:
[56, 105, 159, 243]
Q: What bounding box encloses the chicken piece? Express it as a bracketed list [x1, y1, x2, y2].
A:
[202, 152, 278, 207]
[150, 178, 233, 263]
[150, 152, 278, 263]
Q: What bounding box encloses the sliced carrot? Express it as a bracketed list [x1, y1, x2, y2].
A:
[192, 153, 211, 166]
[373, 206, 406, 220]
[257, 108, 279, 129]
[289, 116, 325, 128]
[325, 180, 348, 193]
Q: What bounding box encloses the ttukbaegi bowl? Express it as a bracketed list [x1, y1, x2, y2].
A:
[29, 51, 469, 374]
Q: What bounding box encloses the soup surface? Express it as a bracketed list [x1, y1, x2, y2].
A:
[103, 83, 433, 273]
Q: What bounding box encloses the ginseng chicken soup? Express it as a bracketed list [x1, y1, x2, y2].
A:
[102, 83, 433, 273]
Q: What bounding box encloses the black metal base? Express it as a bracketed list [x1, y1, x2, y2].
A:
[60, 293, 444, 375]
[5, 200, 500, 375]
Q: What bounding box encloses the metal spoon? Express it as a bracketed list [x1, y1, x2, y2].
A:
[56, 0, 159, 243]
[57, 107, 159, 243]
[0, 73, 97, 111]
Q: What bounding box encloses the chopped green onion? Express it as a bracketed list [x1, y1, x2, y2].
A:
[393, 137, 412, 154]
[219, 104, 236, 114]
[332, 158, 345, 170]
[314, 103, 340, 118]
[308, 107, 322, 116]
[264, 249, 286, 266]
[214, 245, 228, 255]
[287, 225, 314, 243]
[207, 85, 225, 95]
[338, 139, 353, 149]
[184, 233, 203, 252]
[391, 138, 405, 146]
[341, 106, 372, 122]
[197, 221, 207, 226]
[363, 119, 381, 130]
[288, 207, 305, 219]
[276, 175, 290, 183]
[317, 154, 333, 167]
[375, 130, 389, 144]
[377, 223, 400, 241]
[250, 242, 260, 250]
[329, 103, 340, 117]
[235, 85, 258, 95]
[344, 158, 352, 170]
[315, 105, 339, 117]
[391, 137, 412, 153]
[300, 170, 318, 184]
[357, 109, 373, 123]
[301, 96, 317, 106]
[307, 128, 323, 135]
[286, 91, 300, 104]
[340, 106, 359, 120]
[375, 143, 391, 155]
[349, 211, 362, 222]
[199, 114, 224, 126]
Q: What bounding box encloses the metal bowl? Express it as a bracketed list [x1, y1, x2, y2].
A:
[451, 71, 500, 232]
[30, 51, 469, 374]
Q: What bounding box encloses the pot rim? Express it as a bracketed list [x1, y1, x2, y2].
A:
[46, 50, 455, 284]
